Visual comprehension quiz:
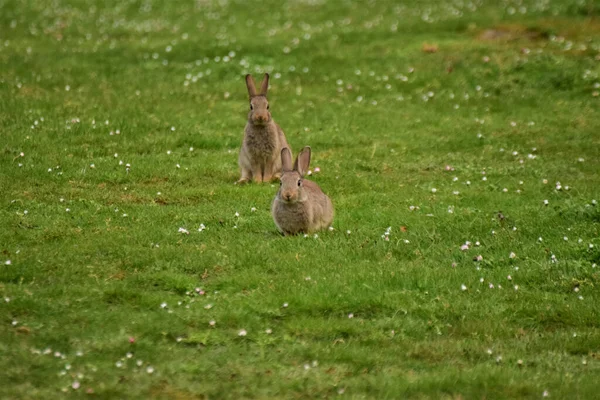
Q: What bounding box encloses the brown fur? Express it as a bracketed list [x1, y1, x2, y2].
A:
[271, 147, 334, 235]
[237, 74, 290, 184]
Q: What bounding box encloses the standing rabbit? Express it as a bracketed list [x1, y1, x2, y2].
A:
[237, 73, 291, 184]
[272, 146, 334, 235]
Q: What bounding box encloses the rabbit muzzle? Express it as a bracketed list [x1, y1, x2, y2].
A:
[280, 190, 297, 203]
[252, 113, 269, 125]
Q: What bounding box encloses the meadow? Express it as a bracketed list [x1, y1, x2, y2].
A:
[1, 0, 599, 398]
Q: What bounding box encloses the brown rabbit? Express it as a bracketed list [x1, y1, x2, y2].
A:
[272, 146, 334, 235]
[237, 73, 291, 184]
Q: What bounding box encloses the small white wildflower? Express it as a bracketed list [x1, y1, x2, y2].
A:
[431, 188, 437, 193]
[238, 329, 247, 337]
[348, 313, 354, 319]
[146, 366, 154, 374]
[265, 328, 272, 334]
[251, 207, 256, 212]
[461, 284, 467, 291]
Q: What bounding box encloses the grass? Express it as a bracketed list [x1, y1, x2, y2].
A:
[1, 0, 600, 398]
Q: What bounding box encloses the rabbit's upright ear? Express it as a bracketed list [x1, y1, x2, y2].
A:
[260, 73, 270, 96]
[245, 74, 257, 97]
[281, 147, 293, 172]
[294, 146, 311, 177]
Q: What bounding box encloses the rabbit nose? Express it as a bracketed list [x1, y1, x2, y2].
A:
[284, 192, 292, 200]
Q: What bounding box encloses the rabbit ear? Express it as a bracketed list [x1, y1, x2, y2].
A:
[294, 146, 311, 176]
[281, 147, 293, 172]
[245, 74, 257, 97]
[260, 73, 269, 95]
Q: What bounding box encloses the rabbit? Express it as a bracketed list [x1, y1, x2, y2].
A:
[272, 146, 334, 235]
[237, 73, 291, 184]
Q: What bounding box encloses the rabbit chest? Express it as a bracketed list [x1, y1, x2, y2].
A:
[273, 200, 313, 235]
[244, 124, 280, 159]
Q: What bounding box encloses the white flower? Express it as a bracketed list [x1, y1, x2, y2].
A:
[72, 381, 80, 390]
[251, 207, 256, 212]
[146, 366, 154, 374]
[282, 303, 288, 308]
[238, 329, 247, 337]
[265, 328, 272, 334]
[160, 302, 167, 309]
[509, 252, 516, 259]
[348, 313, 354, 318]
[234, 212, 240, 217]
[209, 320, 216, 326]
[431, 188, 437, 193]
[198, 224, 206, 232]
[346, 230, 351, 235]
[461, 284, 467, 291]
[115, 361, 123, 368]
[5, 260, 11, 265]
[178, 227, 189, 234]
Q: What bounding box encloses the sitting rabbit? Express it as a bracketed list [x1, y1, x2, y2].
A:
[237, 73, 291, 184]
[272, 146, 334, 235]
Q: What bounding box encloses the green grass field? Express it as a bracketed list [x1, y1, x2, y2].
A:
[1, 0, 600, 398]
